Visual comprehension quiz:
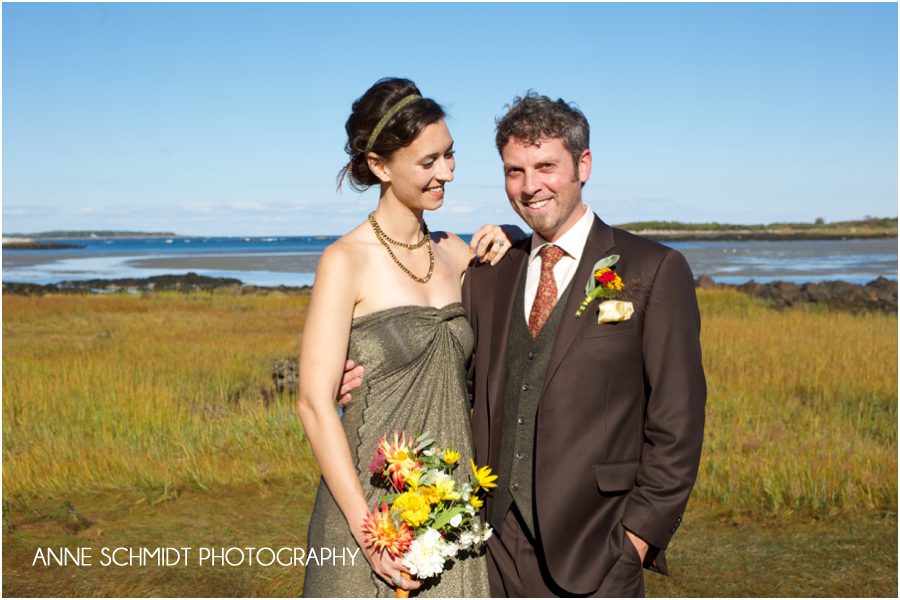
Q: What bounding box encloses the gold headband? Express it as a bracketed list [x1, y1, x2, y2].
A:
[364, 94, 421, 153]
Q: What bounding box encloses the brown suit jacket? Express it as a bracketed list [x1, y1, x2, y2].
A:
[462, 215, 706, 594]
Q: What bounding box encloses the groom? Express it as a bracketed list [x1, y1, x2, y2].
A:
[343, 92, 706, 597]
[464, 92, 705, 597]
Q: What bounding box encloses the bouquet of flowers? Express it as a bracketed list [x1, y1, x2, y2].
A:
[361, 431, 497, 597]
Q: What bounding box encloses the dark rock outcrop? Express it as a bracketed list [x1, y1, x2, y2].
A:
[272, 358, 299, 397]
[2, 272, 311, 296]
[2, 241, 85, 250]
[696, 276, 897, 313]
[695, 275, 717, 289]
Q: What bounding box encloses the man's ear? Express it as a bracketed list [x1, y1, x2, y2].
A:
[367, 152, 391, 184]
[577, 149, 592, 184]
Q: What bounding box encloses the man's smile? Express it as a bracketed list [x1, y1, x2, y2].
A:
[521, 197, 553, 211]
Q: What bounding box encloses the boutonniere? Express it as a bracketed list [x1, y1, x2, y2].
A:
[575, 255, 633, 323]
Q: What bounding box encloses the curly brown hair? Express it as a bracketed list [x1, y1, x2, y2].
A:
[495, 91, 590, 170]
[338, 78, 445, 192]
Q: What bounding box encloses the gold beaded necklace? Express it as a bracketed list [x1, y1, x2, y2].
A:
[368, 212, 434, 284]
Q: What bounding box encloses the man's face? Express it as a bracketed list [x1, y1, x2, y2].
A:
[501, 137, 591, 242]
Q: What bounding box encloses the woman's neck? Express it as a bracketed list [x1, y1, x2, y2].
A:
[373, 195, 426, 244]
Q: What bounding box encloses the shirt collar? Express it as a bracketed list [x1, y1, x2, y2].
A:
[529, 203, 594, 264]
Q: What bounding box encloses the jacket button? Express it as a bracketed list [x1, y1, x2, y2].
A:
[521, 384, 529, 391]
[515, 452, 524, 459]
[510, 482, 519, 491]
[517, 417, 525, 425]
[527, 352, 535, 360]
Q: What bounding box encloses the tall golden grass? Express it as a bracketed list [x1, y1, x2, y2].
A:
[695, 289, 897, 516]
[3, 289, 896, 517]
[3, 292, 319, 506]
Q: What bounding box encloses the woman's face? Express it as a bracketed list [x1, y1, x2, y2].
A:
[381, 119, 455, 211]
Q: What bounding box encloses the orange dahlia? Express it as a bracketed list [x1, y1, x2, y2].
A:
[377, 431, 421, 490]
[362, 503, 413, 558]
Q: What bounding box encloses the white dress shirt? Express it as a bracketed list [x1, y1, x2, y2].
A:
[524, 203, 594, 323]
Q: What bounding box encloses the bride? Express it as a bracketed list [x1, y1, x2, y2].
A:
[298, 77, 519, 597]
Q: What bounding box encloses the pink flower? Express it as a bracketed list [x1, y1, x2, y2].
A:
[369, 452, 386, 474]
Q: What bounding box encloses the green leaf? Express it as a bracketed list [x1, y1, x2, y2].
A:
[414, 434, 435, 452]
[584, 255, 619, 295]
[431, 505, 465, 531]
[592, 255, 619, 271]
[379, 493, 399, 504]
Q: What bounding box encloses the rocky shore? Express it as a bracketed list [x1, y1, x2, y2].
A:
[696, 276, 897, 313]
[2, 237, 84, 250]
[3, 272, 897, 313]
[2, 272, 309, 296]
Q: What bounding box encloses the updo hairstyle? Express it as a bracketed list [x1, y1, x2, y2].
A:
[338, 77, 446, 191]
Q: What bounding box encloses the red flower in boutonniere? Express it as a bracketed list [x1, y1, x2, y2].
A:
[575, 255, 627, 318]
[595, 267, 622, 289]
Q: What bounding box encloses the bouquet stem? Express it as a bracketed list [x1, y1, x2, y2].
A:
[395, 572, 412, 598]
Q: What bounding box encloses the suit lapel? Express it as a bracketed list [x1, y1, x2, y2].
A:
[542, 216, 616, 392]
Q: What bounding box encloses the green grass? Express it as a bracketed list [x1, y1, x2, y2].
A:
[4, 487, 895, 597]
[2, 289, 897, 596]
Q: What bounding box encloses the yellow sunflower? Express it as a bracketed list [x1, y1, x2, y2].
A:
[470, 459, 498, 492]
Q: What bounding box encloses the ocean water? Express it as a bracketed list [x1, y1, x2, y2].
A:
[3, 236, 897, 287]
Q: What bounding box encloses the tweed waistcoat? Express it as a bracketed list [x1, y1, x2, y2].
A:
[490, 267, 574, 538]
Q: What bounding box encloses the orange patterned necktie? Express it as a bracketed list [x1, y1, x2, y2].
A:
[528, 244, 566, 338]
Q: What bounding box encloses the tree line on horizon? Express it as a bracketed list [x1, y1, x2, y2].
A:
[4, 217, 897, 239]
[614, 216, 897, 232]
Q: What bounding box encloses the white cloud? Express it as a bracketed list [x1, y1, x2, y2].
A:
[229, 201, 267, 212]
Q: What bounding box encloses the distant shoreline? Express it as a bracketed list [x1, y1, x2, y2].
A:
[3, 231, 895, 247]
[639, 230, 897, 242]
[4, 218, 897, 244]
[1, 239, 85, 250]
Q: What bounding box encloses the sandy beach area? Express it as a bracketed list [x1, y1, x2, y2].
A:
[3, 239, 896, 284]
[124, 253, 323, 273]
[2, 251, 323, 273]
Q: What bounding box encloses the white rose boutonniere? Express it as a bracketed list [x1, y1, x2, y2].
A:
[597, 300, 634, 323]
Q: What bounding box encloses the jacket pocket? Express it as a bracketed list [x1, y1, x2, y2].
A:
[594, 460, 639, 492]
[580, 318, 636, 339]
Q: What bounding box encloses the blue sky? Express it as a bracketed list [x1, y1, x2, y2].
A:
[3, 2, 897, 236]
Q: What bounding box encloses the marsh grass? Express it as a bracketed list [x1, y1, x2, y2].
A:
[3, 289, 897, 518]
[695, 290, 897, 517]
[3, 292, 319, 507]
[2, 289, 897, 596]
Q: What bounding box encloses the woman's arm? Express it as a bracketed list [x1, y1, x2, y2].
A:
[296, 243, 418, 591]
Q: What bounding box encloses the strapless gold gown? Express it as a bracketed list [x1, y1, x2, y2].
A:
[302, 303, 490, 597]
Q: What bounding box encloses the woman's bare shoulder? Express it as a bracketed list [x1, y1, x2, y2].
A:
[319, 222, 374, 270]
[312, 231, 374, 312]
[430, 230, 470, 263]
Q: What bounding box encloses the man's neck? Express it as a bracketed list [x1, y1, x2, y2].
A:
[534, 203, 588, 245]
